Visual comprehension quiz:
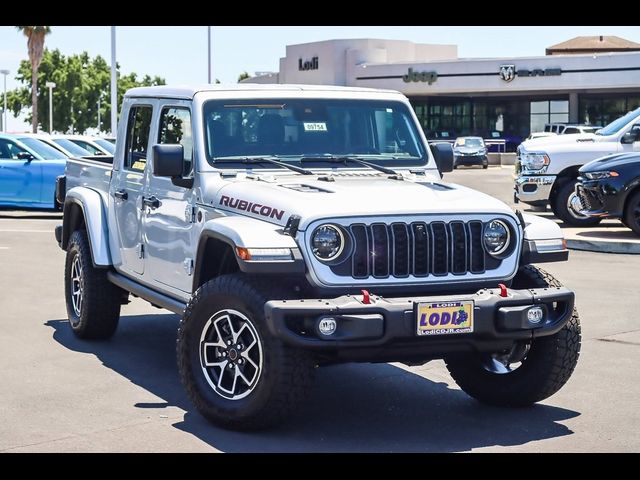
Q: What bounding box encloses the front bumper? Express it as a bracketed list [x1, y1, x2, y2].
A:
[514, 175, 555, 205]
[576, 179, 624, 218]
[265, 285, 574, 362]
[455, 154, 487, 165]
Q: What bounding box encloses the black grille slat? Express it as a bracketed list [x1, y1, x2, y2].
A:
[450, 221, 467, 275]
[350, 224, 369, 278]
[347, 219, 495, 278]
[468, 221, 485, 273]
[371, 224, 390, 278]
[391, 223, 410, 277]
[411, 223, 429, 277]
[430, 222, 448, 276]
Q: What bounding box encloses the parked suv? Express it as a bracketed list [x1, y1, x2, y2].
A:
[55, 85, 580, 430]
[544, 123, 601, 135]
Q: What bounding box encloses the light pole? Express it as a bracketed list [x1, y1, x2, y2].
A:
[110, 26, 117, 135]
[45, 81, 56, 133]
[97, 97, 101, 131]
[207, 26, 212, 83]
[0, 69, 9, 133]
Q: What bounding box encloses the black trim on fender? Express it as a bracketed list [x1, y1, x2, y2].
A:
[521, 240, 569, 264]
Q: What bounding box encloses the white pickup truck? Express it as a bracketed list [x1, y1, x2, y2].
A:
[55, 84, 579, 430]
[515, 108, 640, 225]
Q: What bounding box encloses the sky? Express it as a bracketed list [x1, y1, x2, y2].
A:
[1, 25, 639, 131]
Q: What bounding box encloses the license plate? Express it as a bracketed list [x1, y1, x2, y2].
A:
[416, 301, 474, 336]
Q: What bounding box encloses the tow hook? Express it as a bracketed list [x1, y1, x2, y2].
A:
[498, 283, 509, 298]
[361, 289, 371, 304]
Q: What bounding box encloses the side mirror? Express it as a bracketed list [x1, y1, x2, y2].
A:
[621, 128, 640, 144]
[153, 144, 184, 177]
[17, 152, 34, 161]
[430, 142, 454, 173]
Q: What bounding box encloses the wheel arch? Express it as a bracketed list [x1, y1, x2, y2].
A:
[62, 187, 112, 267]
[549, 165, 581, 204]
[622, 178, 640, 216]
[192, 232, 240, 292]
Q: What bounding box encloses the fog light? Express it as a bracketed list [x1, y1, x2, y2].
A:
[527, 306, 544, 325]
[318, 317, 337, 336]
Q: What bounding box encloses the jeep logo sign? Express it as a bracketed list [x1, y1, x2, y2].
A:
[298, 57, 319, 71]
[403, 67, 438, 84]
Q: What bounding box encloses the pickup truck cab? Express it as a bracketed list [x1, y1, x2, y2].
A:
[56, 85, 580, 430]
[515, 108, 640, 225]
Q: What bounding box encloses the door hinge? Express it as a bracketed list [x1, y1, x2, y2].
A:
[183, 258, 194, 276]
[185, 205, 197, 223]
[137, 243, 145, 259]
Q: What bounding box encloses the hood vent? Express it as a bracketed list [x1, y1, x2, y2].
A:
[415, 182, 454, 191]
[279, 183, 333, 193]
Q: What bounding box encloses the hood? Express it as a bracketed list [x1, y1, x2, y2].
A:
[521, 133, 597, 149]
[206, 173, 515, 230]
[454, 146, 485, 154]
[580, 152, 640, 173]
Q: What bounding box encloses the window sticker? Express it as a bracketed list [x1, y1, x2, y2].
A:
[303, 122, 328, 132]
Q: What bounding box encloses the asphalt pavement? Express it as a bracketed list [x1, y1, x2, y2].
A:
[0, 167, 638, 452]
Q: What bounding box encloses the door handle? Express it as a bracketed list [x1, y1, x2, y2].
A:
[114, 189, 128, 200]
[142, 195, 160, 209]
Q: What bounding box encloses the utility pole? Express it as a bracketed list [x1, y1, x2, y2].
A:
[110, 26, 118, 135]
[207, 26, 212, 83]
[97, 97, 101, 131]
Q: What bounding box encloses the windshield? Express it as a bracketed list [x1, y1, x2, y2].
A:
[94, 138, 116, 154]
[454, 137, 484, 148]
[596, 108, 640, 136]
[51, 138, 92, 156]
[203, 99, 427, 168]
[18, 137, 66, 160]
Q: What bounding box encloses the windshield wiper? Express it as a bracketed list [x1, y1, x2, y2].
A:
[299, 155, 402, 178]
[213, 156, 314, 175]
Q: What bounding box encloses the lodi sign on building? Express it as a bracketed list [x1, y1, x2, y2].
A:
[299, 57, 319, 71]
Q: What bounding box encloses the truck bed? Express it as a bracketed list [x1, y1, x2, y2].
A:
[65, 155, 114, 195]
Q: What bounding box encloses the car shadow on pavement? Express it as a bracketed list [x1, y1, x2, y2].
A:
[46, 315, 580, 452]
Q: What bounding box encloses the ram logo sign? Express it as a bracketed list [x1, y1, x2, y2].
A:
[499, 64, 516, 83]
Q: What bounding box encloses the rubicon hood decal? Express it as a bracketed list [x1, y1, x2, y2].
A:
[219, 195, 285, 221]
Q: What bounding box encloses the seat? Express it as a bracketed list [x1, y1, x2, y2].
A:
[257, 114, 285, 153]
[209, 119, 234, 157]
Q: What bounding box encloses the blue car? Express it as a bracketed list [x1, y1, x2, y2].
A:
[0, 133, 67, 209]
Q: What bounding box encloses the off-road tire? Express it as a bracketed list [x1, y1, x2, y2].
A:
[623, 190, 640, 235]
[446, 265, 581, 406]
[177, 273, 315, 430]
[551, 180, 601, 227]
[64, 229, 121, 339]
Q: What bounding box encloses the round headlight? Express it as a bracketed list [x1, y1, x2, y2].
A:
[483, 220, 510, 256]
[311, 224, 345, 261]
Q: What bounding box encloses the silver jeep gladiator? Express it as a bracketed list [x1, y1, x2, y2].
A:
[55, 84, 580, 430]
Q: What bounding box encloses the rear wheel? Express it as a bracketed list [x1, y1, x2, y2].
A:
[64, 230, 122, 339]
[551, 180, 601, 227]
[446, 265, 581, 406]
[623, 190, 640, 235]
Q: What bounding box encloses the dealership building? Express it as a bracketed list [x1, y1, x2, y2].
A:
[245, 36, 640, 149]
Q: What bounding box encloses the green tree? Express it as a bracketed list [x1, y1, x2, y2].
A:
[16, 26, 51, 132]
[237, 71, 250, 83]
[2, 49, 165, 134]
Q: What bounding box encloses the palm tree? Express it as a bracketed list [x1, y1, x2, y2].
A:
[16, 26, 51, 132]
